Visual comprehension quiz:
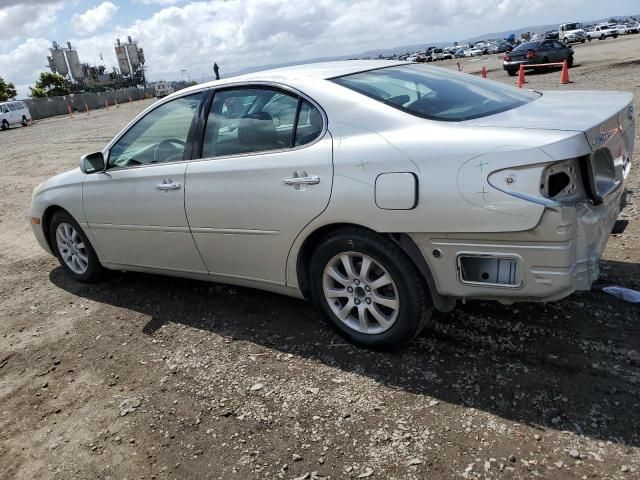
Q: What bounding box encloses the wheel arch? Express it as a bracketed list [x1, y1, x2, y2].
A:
[41, 205, 69, 252]
[295, 223, 455, 312]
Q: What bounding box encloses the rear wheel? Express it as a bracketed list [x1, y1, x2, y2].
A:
[567, 55, 574, 68]
[507, 68, 517, 77]
[21, 116, 28, 127]
[50, 210, 107, 283]
[309, 229, 433, 350]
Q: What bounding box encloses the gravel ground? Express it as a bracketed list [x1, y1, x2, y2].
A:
[1, 35, 639, 480]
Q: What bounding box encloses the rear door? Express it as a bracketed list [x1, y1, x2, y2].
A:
[185, 85, 332, 284]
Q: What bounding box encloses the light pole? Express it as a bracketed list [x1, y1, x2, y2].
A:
[180, 69, 190, 83]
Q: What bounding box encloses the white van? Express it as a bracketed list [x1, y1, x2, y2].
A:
[0, 101, 32, 130]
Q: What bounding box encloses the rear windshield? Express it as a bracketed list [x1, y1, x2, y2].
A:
[332, 64, 540, 122]
[514, 42, 540, 51]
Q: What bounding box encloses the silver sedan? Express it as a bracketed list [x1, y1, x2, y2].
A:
[30, 61, 635, 350]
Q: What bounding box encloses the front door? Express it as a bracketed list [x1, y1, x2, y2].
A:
[83, 93, 207, 273]
[185, 86, 332, 284]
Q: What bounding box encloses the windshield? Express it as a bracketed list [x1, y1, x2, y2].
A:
[563, 23, 581, 30]
[332, 64, 540, 122]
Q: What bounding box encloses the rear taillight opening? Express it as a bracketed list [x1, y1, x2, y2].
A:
[503, 54, 511, 61]
[526, 50, 535, 59]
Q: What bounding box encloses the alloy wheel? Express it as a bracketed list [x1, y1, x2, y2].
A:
[322, 252, 399, 334]
[55, 222, 89, 274]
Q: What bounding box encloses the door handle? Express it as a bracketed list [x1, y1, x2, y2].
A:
[283, 175, 320, 186]
[156, 181, 182, 191]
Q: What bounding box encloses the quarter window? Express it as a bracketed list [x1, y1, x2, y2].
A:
[108, 93, 202, 168]
[295, 100, 324, 147]
[202, 88, 323, 158]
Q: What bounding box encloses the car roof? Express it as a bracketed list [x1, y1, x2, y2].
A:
[175, 60, 409, 97]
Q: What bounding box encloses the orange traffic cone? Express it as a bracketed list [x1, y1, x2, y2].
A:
[560, 59, 570, 84]
[104, 99, 109, 110]
[67, 104, 74, 118]
[517, 64, 526, 88]
[481, 65, 487, 78]
[85, 102, 90, 115]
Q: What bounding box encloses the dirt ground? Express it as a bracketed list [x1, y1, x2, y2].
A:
[1, 34, 639, 480]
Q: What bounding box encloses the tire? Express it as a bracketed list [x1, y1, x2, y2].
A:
[308, 229, 433, 350]
[563, 38, 570, 45]
[580, 39, 585, 43]
[21, 116, 28, 127]
[507, 69, 517, 77]
[49, 210, 107, 283]
[613, 34, 618, 39]
[588, 36, 592, 42]
[600, 34, 605, 40]
[1, 120, 8, 130]
[567, 55, 574, 68]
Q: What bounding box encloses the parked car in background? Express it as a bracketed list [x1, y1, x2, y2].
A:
[624, 22, 640, 34]
[454, 48, 465, 58]
[0, 100, 31, 130]
[559, 22, 587, 44]
[428, 48, 445, 62]
[465, 48, 483, 57]
[503, 40, 574, 76]
[587, 24, 619, 40]
[153, 81, 175, 98]
[30, 60, 635, 350]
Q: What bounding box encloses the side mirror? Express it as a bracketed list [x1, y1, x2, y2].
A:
[80, 151, 105, 174]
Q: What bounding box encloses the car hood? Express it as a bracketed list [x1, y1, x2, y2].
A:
[465, 90, 635, 151]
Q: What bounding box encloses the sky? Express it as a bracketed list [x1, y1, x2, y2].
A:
[0, 0, 638, 99]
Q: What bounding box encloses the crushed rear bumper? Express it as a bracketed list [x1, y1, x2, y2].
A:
[410, 186, 626, 303]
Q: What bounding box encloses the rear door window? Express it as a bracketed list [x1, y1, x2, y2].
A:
[202, 87, 324, 157]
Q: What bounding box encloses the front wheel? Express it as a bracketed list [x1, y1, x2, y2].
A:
[1, 120, 8, 130]
[50, 210, 107, 283]
[507, 69, 517, 77]
[21, 116, 28, 126]
[309, 229, 433, 350]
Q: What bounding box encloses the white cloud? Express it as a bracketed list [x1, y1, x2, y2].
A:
[0, 1, 64, 37]
[70, 1, 118, 35]
[0, 37, 52, 93]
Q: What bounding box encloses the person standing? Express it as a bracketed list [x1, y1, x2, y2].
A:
[213, 62, 220, 80]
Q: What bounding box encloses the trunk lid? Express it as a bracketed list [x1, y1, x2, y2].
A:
[467, 90, 635, 153]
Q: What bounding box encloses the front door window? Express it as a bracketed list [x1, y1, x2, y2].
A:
[108, 93, 202, 168]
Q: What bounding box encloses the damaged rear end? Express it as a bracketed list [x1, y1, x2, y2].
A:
[421, 91, 635, 303]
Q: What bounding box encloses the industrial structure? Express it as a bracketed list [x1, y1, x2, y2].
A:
[46, 37, 146, 92]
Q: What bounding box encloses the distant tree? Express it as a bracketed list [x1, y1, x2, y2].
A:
[0, 77, 17, 101]
[29, 72, 70, 98]
[609, 18, 618, 23]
